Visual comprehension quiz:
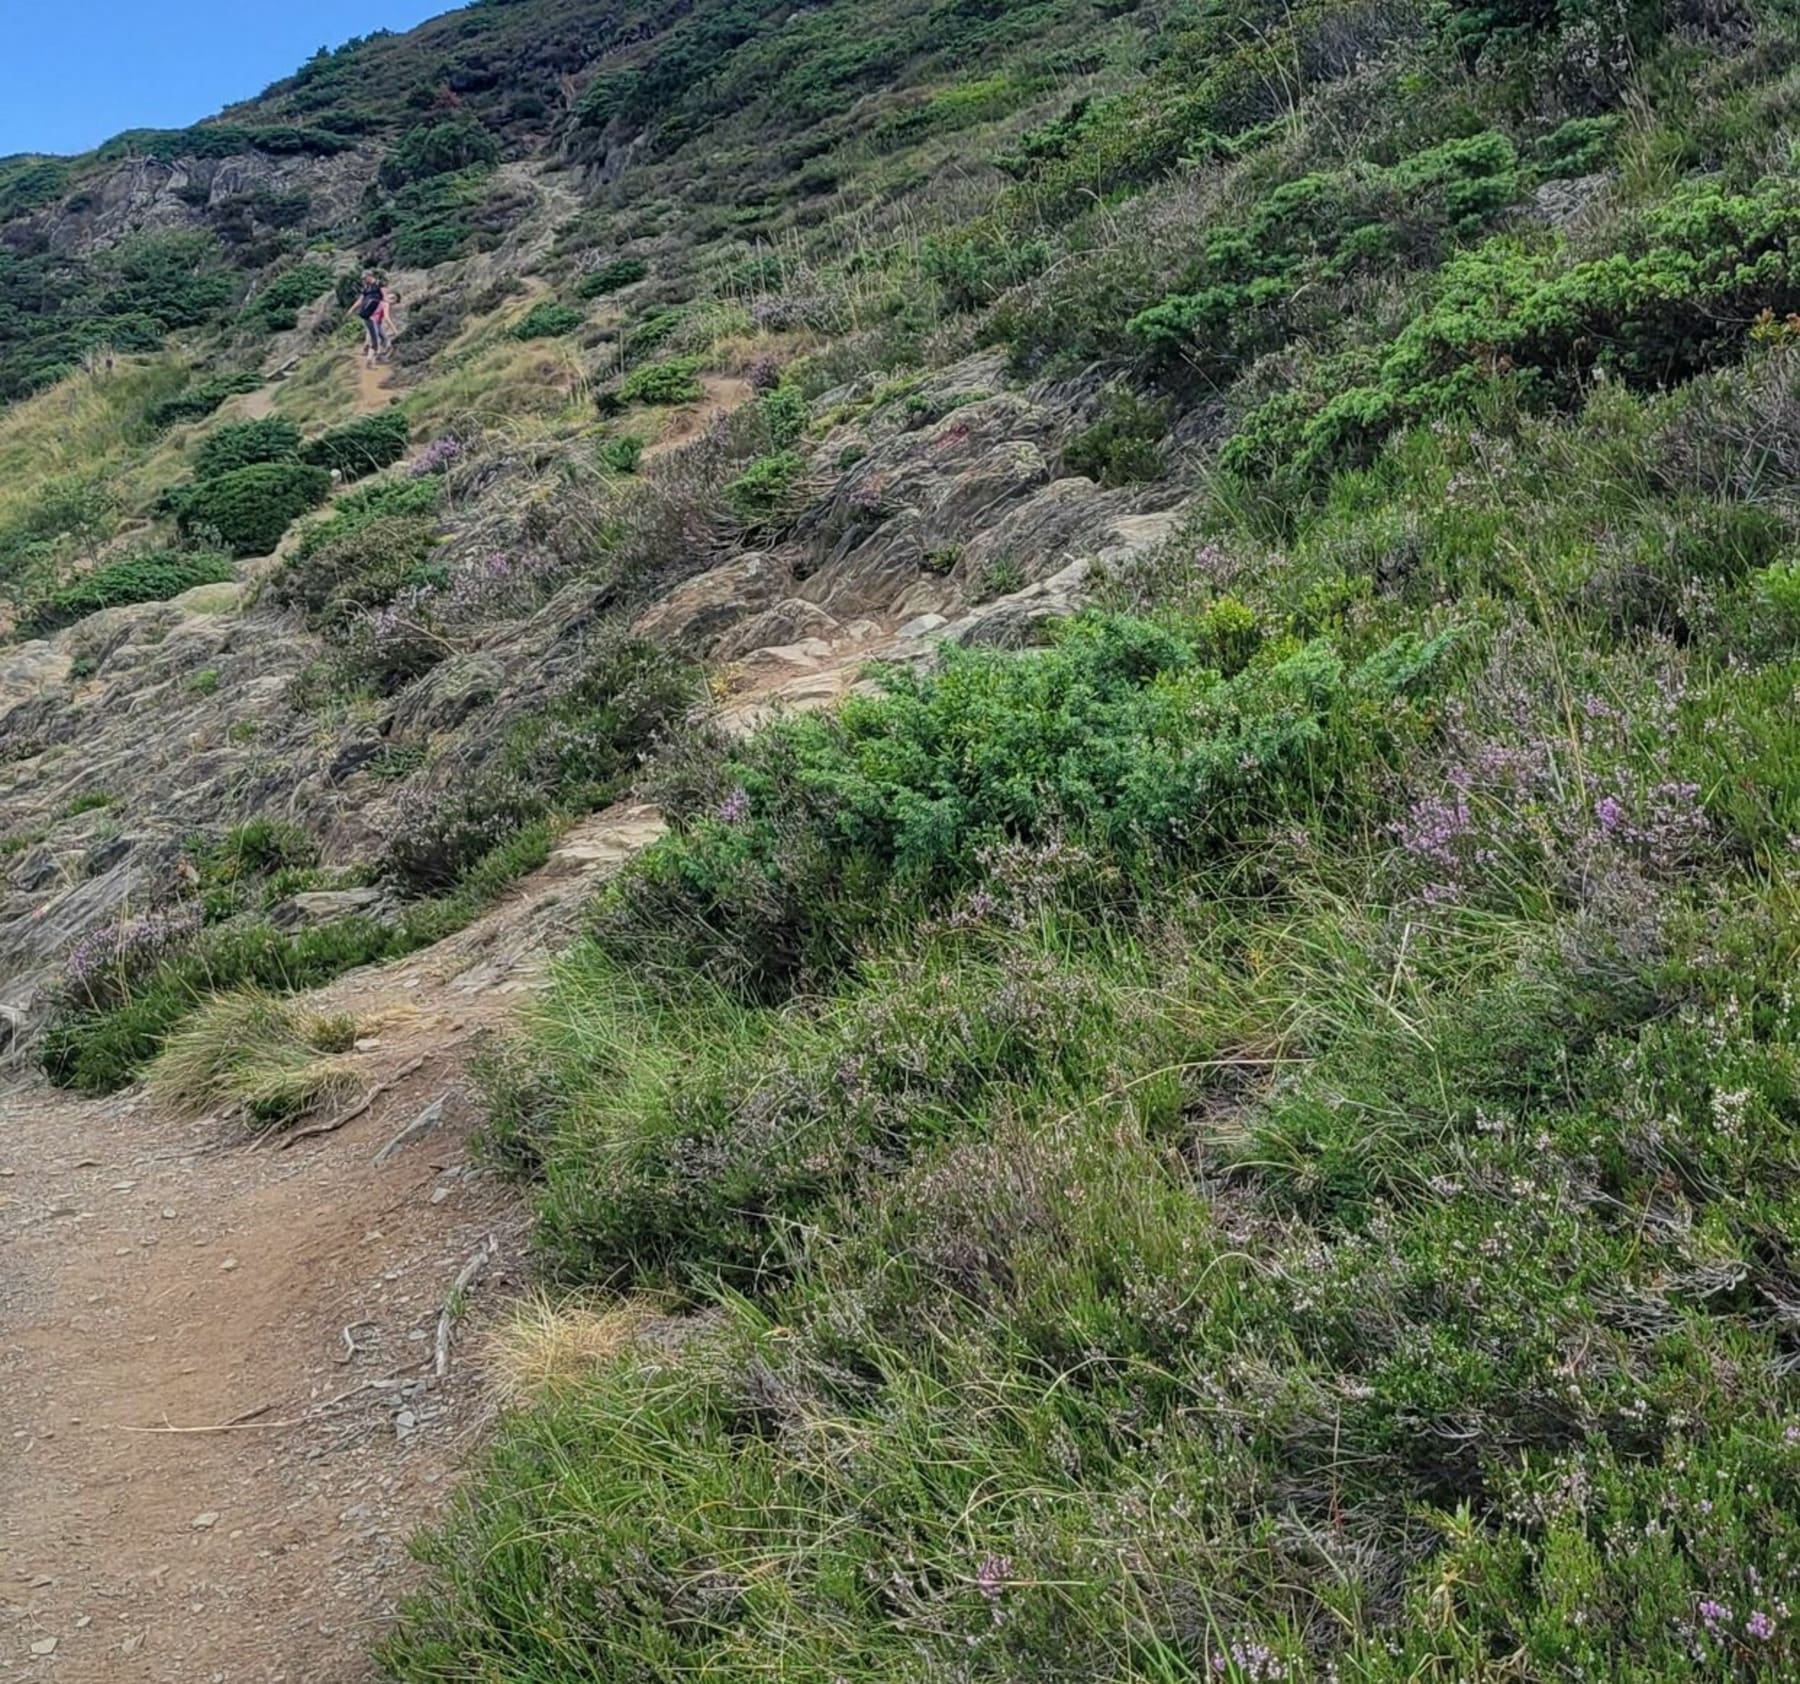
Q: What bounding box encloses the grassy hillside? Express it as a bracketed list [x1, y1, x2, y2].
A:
[6, 0, 1800, 1676]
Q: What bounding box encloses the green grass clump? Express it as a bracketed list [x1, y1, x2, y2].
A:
[145, 988, 360, 1127]
[16, 548, 231, 637]
[510, 300, 585, 340]
[174, 461, 331, 556]
[299, 410, 412, 480]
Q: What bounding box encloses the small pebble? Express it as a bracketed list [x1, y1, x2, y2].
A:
[192, 1511, 220, 1530]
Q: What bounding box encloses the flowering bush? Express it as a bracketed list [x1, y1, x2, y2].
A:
[60, 904, 204, 1012]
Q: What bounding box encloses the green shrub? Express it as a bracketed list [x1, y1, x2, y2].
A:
[291, 476, 440, 562]
[574, 257, 648, 298]
[146, 373, 263, 429]
[1062, 387, 1168, 485]
[597, 434, 645, 474]
[723, 450, 805, 528]
[193, 418, 301, 479]
[241, 261, 333, 333]
[379, 118, 500, 188]
[175, 462, 331, 557]
[299, 411, 411, 480]
[760, 384, 807, 450]
[1535, 115, 1620, 177]
[1225, 175, 1800, 483]
[269, 511, 441, 628]
[595, 614, 1446, 997]
[600, 355, 707, 413]
[16, 550, 233, 638]
[510, 300, 585, 340]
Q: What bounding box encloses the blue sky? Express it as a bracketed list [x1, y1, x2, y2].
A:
[0, 2, 460, 158]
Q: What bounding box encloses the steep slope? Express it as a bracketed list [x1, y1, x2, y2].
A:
[4, 0, 1800, 1679]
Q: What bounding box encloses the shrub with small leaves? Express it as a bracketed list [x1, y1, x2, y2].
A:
[300, 411, 411, 480]
[17, 549, 232, 637]
[599, 356, 706, 413]
[575, 257, 648, 299]
[510, 300, 585, 341]
[193, 418, 301, 479]
[175, 462, 331, 557]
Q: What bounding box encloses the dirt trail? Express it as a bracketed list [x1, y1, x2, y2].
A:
[642, 373, 755, 461]
[0, 806, 660, 1682]
[353, 358, 395, 417]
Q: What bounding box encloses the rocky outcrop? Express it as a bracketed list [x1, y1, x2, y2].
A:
[8, 148, 375, 258]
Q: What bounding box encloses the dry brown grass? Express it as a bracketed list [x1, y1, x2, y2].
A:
[482, 1291, 664, 1405]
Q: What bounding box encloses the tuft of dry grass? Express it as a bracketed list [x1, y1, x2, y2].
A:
[146, 989, 364, 1128]
[482, 1291, 664, 1405]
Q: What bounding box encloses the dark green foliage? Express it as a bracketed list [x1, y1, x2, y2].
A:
[291, 476, 441, 562]
[509, 300, 584, 340]
[16, 550, 232, 638]
[378, 118, 501, 188]
[597, 433, 645, 473]
[193, 418, 302, 478]
[240, 261, 334, 333]
[1062, 387, 1167, 484]
[574, 256, 648, 298]
[96, 124, 355, 162]
[599, 355, 707, 412]
[0, 155, 72, 221]
[595, 613, 1444, 998]
[367, 164, 520, 269]
[1535, 114, 1620, 176]
[1226, 176, 1800, 483]
[145, 372, 263, 429]
[299, 411, 412, 480]
[0, 229, 237, 400]
[174, 462, 331, 556]
[723, 450, 805, 527]
[268, 511, 441, 629]
[1126, 134, 1523, 377]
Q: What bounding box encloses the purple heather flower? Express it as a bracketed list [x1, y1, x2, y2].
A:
[1748, 1610, 1777, 1641]
[975, 1554, 1013, 1601]
[410, 435, 465, 477]
[717, 787, 751, 825]
[1594, 795, 1625, 833]
[1697, 1599, 1730, 1630]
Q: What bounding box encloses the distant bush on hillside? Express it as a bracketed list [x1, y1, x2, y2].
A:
[300, 411, 411, 480]
[175, 462, 330, 556]
[193, 418, 302, 478]
[510, 301, 584, 340]
[378, 118, 500, 188]
[240, 261, 334, 334]
[16, 549, 232, 638]
[575, 257, 648, 298]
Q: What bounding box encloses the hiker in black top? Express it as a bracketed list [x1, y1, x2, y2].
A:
[354, 273, 386, 361]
